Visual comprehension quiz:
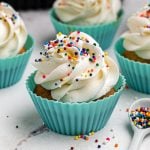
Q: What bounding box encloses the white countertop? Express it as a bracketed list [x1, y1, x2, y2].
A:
[0, 1, 150, 150]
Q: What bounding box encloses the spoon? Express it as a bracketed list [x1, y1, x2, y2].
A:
[128, 98, 150, 150]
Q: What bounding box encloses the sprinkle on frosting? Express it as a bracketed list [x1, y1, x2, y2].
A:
[42, 31, 102, 64]
[138, 5, 150, 18]
[123, 4, 150, 59]
[0, 3, 18, 25]
[33, 31, 119, 102]
[0, 2, 27, 58]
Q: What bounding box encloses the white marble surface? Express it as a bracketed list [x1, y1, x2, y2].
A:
[0, 1, 150, 150]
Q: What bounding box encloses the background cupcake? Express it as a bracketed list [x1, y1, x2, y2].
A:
[115, 4, 150, 93]
[0, 2, 34, 88]
[50, 0, 124, 50]
[26, 31, 125, 135]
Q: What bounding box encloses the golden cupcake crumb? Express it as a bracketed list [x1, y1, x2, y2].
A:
[34, 85, 53, 100]
[34, 85, 116, 101]
[124, 50, 150, 64]
[18, 47, 26, 54]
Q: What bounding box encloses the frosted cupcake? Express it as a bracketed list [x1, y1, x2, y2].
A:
[0, 2, 34, 88]
[26, 31, 125, 135]
[50, 0, 123, 50]
[115, 4, 150, 93]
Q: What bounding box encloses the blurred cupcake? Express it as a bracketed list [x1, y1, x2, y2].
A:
[49, 0, 124, 50]
[26, 31, 125, 135]
[0, 2, 34, 88]
[115, 4, 150, 93]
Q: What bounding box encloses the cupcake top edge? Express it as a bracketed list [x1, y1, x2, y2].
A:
[53, 0, 122, 25]
[123, 3, 150, 60]
[33, 31, 119, 103]
[0, 2, 27, 58]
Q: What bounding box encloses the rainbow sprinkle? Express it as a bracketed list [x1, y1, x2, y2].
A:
[35, 31, 106, 84]
[130, 106, 150, 129]
[72, 128, 119, 149]
[74, 131, 95, 141]
[0, 3, 18, 25]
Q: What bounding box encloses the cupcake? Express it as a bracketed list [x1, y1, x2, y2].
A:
[49, 0, 124, 50]
[0, 2, 34, 88]
[26, 31, 125, 135]
[115, 4, 150, 93]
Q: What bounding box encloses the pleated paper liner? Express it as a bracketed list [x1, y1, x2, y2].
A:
[0, 35, 34, 88]
[115, 38, 150, 94]
[49, 8, 124, 50]
[26, 71, 125, 135]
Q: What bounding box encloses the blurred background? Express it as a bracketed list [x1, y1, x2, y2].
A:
[3, 0, 146, 10]
[4, 0, 54, 10]
[1, 0, 127, 10]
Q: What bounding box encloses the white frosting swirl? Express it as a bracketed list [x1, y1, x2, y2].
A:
[123, 4, 150, 59]
[54, 0, 121, 25]
[33, 31, 119, 102]
[0, 2, 27, 58]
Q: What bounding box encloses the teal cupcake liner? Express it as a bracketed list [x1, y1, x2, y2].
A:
[26, 71, 125, 135]
[115, 38, 150, 94]
[0, 35, 34, 88]
[49, 8, 124, 50]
